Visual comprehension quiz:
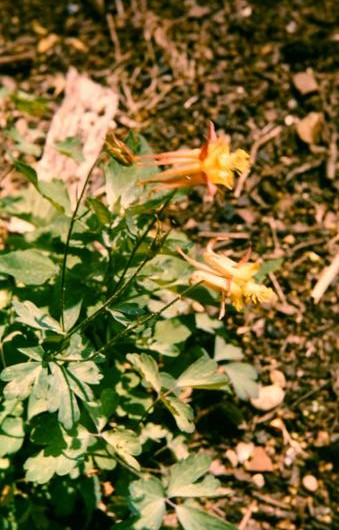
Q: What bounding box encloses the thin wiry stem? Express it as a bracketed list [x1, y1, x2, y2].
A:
[53, 193, 175, 356]
[59, 159, 99, 331]
[97, 281, 202, 356]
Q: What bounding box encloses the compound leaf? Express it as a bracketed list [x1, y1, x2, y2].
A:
[127, 353, 161, 394]
[176, 357, 228, 390]
[224, 362, 258, 400]
[176, 505, 236, 530]
[0, 250, 58, 285]
[129, 477, 166, 530]
[167, 454, 220, 498]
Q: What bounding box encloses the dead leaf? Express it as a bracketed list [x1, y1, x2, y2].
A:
[37, 34, 59, 54]
[245, 447, 274, 472]
[66, 37, 89, 53]
[250, 385, 285, 410]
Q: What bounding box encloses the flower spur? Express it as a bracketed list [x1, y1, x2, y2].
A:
[137, 121, 249, 198]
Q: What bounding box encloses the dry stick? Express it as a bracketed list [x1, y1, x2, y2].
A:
[234, 125, 282, 198]
[311, 252, 339, 303]
[238, 501, 257, 530]
[106, 12, 122, 61]
[0, 51, 34, 64]
[286, 159, 323, 182]
[326, 130, 337, 180]
[268, 272, 287, 305]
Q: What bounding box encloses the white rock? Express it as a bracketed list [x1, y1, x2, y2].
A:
[302, 474, 318, 492]
[252, 473, 265, 488]
[250, 385, 285, 411]
[235, 442, 254, 463]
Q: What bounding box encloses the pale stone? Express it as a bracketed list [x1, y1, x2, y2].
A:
[252, 473, 265, 488]
[250, 385, 285, 411]
[235, 442, 254, 463]
[302, 474, 318, 492]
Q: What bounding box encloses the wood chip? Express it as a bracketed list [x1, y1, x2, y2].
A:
[37, 34, 59, 54]
[245, 447, 274, 472]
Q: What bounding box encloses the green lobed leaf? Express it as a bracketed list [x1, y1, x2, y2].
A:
[214, 336, 244, 362]
[18, 345, 44, 361]
[24, 449, 78, 484]
[161, 395, 194, 433]
[153, 318, 191, 346]
[129, 477, 166, 530]
[167, 454, 220, 498]
[12, 159, 38, 186]
[1, 362, 42, 400]
[12, 159, 71, 213]
[102, 429, 141, 470]
[13, 300, 63, 334]
[84, 389, 118, 432]
[127, 353, 161, 394]
[26, 421, 91, 483]
[0, 250, 58, 285]
[0, 416, 25, 457]
[224, 362, 258, 400]
[47, 363, 80, 429]
[176, 357, 229, 390]
[54, 136, 85, 163]
[176, 504, 237, 530]
[27, 365, 50, 419]
[255, 258, 284, 282]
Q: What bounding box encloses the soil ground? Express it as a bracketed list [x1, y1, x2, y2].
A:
[0, 1, 338, 529]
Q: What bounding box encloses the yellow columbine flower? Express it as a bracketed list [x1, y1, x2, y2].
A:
[177, 244, 276, 318]
[137, 121, 249, 198]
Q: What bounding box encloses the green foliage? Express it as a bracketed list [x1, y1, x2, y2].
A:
[0, 131, 258, 529]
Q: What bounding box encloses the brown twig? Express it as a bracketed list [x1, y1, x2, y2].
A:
[286, 159, 323, 182]
[311, 252, 339, 303]
[326, 130, 337, 180]
[0, 51, 34, 64]
[106, 12, 122, 61]
[238, 501, 257, 530]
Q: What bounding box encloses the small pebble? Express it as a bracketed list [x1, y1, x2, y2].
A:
[252, 473, 265, 488]
[302, 474, 318, 492]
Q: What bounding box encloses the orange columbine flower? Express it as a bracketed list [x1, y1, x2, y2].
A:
[177, 243, 276, 318]
[136, 122, 249, 197]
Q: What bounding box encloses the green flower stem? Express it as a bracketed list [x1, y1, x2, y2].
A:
[60, 158, 100, 331]
[57, 191, 175, 349]
[97, 281, 202, 355]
